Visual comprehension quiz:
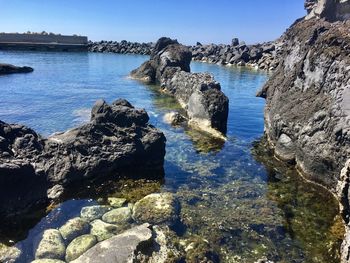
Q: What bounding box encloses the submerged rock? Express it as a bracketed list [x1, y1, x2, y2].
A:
[132, 193, 180, 225]
[107, 197, 126, 208]
[90, 219, 120, 242]
[80, 205, 111, 222]
[101, 207, 132, 225]
[0, 63, 33, 75]
[65, 234, 97, 262]
[59, 217, 90, 242]
[131, 37, 229, 136]
[0, 99, 166, 219]
[163, 111, 187, 126]
[31, 259, 66, 263]
[71, 223, 152, 263]
[35, 229, 66, 260]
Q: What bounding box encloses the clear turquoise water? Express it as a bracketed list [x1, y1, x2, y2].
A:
[0, 51, 342, 262]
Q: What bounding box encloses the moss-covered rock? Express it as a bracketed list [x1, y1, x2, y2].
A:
[102, 207, 132, 225]
[80, 205, 111, 222]
[35, 229, 66, 260]
[31, 259, 66, 263]
[132, 193, 180, 225]
[0, 244, 21, 263]
[65, 234, 97, 262]
[59, 217, 90, 243]
[107, 197, 126, 208]
[90, 219, 119, 242]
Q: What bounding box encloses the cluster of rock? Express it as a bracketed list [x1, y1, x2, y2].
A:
[257, 0, 350, 262]
[131, 37, 229, 137]
[3, 193, 185, 263]
[88, 40, 152, 55]
[0, 99, 166, 218]
[190, 39, 280, 70]
[0, 63, 33, 75]
[87, 39, 280, 71]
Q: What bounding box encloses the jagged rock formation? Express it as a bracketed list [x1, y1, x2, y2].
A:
[0, 63, 33, 75]
[131, 37, 229, 136]
[0, 99, 166, 218]
[258, 1, 350, 262]
[305, 0, 350, 21]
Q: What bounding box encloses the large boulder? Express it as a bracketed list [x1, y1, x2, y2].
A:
[131, 37, 229, 136]
[0, 99, 166, 218]
[257, 18, 350, 190]
[0, 63, 33, 75]
[71, 223, 153, 263]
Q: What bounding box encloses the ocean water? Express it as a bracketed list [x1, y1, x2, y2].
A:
[0, 51, 342, 262]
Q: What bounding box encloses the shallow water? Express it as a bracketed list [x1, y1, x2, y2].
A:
[0, 51, 343, 262]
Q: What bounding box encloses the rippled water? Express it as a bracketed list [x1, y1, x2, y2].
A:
[0, 51, 343, 262]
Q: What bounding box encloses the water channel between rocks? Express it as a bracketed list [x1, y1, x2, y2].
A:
[0, 51, 343, 263]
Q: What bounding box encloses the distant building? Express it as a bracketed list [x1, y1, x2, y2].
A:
[0, 33, 88, 51]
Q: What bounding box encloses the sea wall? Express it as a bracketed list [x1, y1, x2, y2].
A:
[0, 33, 87, 45]
[0, 33, 88, 51]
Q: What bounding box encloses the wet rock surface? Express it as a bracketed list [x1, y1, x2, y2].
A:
[65, 234, 97, 262]
[258, 1, 350, 262]
[258, 17, 350, 190]
[71, 223, 152, 263]
[0, 99, 166, 219]
[131, 37, 229, 136]
[0, 63, 33, 75]
[35, 229, 66, 260]
[132, 193, 180, 226]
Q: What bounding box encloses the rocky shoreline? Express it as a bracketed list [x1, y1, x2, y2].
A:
[0, 99, 165, 219]
[257, 0, 350, 262]
[88, 39, 280, 71]
[130, 37, 229, 137]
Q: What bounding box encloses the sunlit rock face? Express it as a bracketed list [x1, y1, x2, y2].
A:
[305, 0, 350, 21]
[131, 37, 229, 136]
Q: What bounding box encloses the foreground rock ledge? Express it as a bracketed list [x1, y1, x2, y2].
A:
[0, 63, 34, 75]
[0, 99, 166, 218]
[130, 37, 229, 137]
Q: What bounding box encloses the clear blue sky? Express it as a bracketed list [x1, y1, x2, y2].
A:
[0, 0, 305, 45]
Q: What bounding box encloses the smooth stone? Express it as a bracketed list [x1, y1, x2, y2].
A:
[102, 207, 132, 225]
[59, 217, 90, 242]
[132, 193, 180, 225]
[80, 205, 111, 221]
[35, 229, 66, 260]
[31, 259, 66, 263]
[90, 219, 119, 242]
[71, 224, 152, 263]
[107, 197, 126, 208]
[65, 234, 97, 262]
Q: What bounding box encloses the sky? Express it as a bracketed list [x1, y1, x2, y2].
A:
[0, 0, 306, 45]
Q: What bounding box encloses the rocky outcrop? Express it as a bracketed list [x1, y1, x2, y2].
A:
[88, 40, 152, 55]
[0, 63, 33, 75]
[131, 37, 229, 136]
[305, 0, 350, 21]
[258, 1, 350, 262]
[257, 18, 350, 190]
[0, 99, 166, 218]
